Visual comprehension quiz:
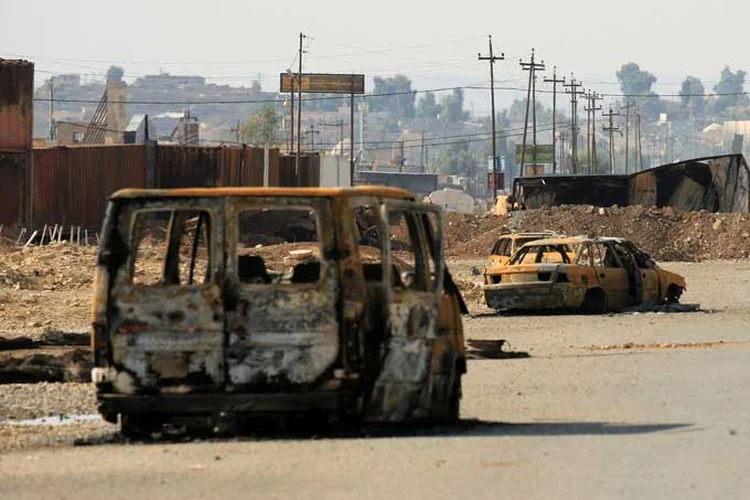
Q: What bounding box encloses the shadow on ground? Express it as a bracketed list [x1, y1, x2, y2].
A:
[72, 418, 692, 446]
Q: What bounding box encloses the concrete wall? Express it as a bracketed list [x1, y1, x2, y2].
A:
[105, 79, 127, 144]
[320, 154, 351, 187]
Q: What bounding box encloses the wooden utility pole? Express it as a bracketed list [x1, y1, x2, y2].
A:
[230, 119, 241, 144]
[560, 133, 566, 173]
[602, 107, 621, 174]
[49, 78, 55, 140]
[478, 35, 505, 199]
[304, 124, 320, 150]
[563, 75, 585, 174]
[295, 32, 305, 173]
[520, 49, 545, 172]
[544, 67, 565, 174]
[584, 91, 602, 173]
[636, 109, 643, 171]
[620, 101, 635, 173]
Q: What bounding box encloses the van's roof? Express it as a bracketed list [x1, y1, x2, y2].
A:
[111, 186, 415, 200]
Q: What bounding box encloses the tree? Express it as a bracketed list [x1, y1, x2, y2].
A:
[370, 75, 416, 118]
[416, 91, 441, 120]
[679, 76, 706, 119]
[436, 139, 475, 176]
[616, 62, 660, 121]
[107, 65, 124, 81]
[713, 66, 749, 116]
[440, 88, 470, 123]
[241, 104, 279, 145]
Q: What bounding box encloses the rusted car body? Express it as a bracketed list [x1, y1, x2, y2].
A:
[91, 187, 466, 436]
[483, 231, 564, 284]
[483, 236, 686, 313]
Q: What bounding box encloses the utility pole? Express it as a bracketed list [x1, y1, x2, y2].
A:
[420, 132, 425, 172]
[563, 75, 584, 174]
[620, 101, 634, 173]
[295, 32, 305, 174]
[602, 107, 621, 174]
[559, 133, 566, 173]
[304, 124, 320, 150]
[520, 49, 545, 173]
[636, 109, 643, 171]
[544, 67, 565, 174]
[478, 35, 505, 200]
[398, 140, 405, 172]
[49, 77, 55, 140]
[584, 91, 602, 173]
[230, 119, 241, 144]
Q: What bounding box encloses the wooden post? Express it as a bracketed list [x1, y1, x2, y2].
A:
[41, 224, 48, 245]
[76, 226, 81, 246]
[95, 232, 101, 245]
[69, 225, 74, 244]
[84, 230, 89, 246]
[58, 226, 62, 244]
[23, 230, 39, 250]
[16, 228, 27, 245]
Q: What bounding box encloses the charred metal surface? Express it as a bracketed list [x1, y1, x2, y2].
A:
[514, 154, 750, 212]
[92, 187, 465, 432]
[482, 237, 686, 313]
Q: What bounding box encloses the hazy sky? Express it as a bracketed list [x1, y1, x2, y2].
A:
[2, 0, 748, 114]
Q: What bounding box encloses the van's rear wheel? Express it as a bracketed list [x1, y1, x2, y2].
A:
[120, 413, 156, 440]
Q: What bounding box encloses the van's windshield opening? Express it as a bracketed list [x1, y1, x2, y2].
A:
[236, 207, 321, 285]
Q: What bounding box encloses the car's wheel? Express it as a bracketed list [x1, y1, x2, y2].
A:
[445, 374, 462, 424]
[120, 413, 156, 440]
[666, 284, 683, 304]
[581, 288, 606, 314]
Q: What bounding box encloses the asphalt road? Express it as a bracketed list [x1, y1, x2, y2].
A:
[2, 261, 750, 499]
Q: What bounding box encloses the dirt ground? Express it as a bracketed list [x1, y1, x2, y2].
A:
[2, 209, 750, 497]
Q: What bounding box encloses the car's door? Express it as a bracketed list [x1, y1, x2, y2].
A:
[592, 242, 630, 309]
[611, 241, 644, 304]
[108, 200, 225, 393]
[223, 197, 340, 390]
[366, 199, 441, 421]
[624, 241, 660, 304]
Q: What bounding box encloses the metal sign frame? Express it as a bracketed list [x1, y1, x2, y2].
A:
[280, 73, 365, 94]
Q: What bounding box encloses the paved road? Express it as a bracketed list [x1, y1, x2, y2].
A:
[2, 261, 750, 499]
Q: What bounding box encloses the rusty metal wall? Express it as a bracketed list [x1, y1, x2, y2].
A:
[156, 145, 221, 188]
[32, 145, 148, 229]
[0, 144, 304, 230]
[0, 59, 34, 153]
[0, 152, 27, 226]
[276, 154, 320, 187]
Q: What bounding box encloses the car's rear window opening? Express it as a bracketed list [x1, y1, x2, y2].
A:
[510, 244, 572, 265]
[236, 207, 321, 285]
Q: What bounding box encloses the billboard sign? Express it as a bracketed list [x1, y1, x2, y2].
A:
[280, 73, 365, 94]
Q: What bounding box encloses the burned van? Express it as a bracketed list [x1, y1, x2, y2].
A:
[91, 187, 466, 436]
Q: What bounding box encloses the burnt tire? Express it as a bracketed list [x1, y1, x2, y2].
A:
[666, 284, 683, 304]
[445, 375, 462, 424]
[120, 413, 156, 440]
[581, 288, 606, 314]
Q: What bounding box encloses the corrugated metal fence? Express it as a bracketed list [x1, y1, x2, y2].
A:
[0, 144, 319, 230]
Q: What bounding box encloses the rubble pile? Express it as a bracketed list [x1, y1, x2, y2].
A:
[444, 205, 750, 262]
[0, 244, 98, 291]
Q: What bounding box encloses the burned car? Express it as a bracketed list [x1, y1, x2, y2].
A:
[483, 231, 564, 284]
[91, 187, 467, 436]
[482, 236, 686, 313]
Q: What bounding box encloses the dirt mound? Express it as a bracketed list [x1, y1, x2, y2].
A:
[0, 244, 97, 291]
[444, 205, 750, 262]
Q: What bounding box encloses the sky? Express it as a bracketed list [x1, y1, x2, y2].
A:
[2, 0, 748, 115]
